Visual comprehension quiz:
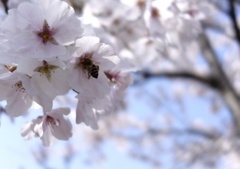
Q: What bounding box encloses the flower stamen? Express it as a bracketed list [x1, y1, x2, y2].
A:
[46, 116, 59, 126]
[37, 20, 57, 45]
[34, 60, 59, 81]
[12, 81, 25, 92]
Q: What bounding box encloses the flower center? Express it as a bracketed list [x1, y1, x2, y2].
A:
[34, 60, 59, 80]
[46, 116, 59, 126]
[37, 20, 57, 45]
[105, 72, 118, 83]
[12, 81, 25, 92]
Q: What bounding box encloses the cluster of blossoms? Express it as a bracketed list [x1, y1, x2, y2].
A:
[84, 0, 210, 73]
[0, 0, 131, 146]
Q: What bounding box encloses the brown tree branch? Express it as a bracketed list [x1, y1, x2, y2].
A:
[147, 128, 220, 140]
[1, 0, 8, 14]
[200, 30, 240, 135]
[114, 127, 220, 140]
[229, 0, 240, 46]
[68, 0, 84, 14]
[140, 30, 240, 135]
[141, 71, 222, 90]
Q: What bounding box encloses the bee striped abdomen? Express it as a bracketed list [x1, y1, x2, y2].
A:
[89, 64, 99, 79]
[80, 57, 100, 79]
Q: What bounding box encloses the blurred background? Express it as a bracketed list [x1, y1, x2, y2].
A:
[1, 0, 240, 169]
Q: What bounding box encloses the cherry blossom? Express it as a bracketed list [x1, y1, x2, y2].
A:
[0, 0, 130, 146]
[68, 36, 120, 99]
[21, 108, 72, 146]
[0, 72, 32, 117]
[20, 59, 70, 112]
[2, 0, 240, 168]
[74, 60, 133, 129]
[1, 0, 83, 60]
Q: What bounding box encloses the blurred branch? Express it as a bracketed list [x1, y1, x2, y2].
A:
[0, 105, 5, 113]
[200, 29, 240, 135]
[1, 0, 8, 14]
[68, 0, 84, 14]
[115, 127, 220, 141]
[229, 0, 240, 46]
[139, 28, 240, 135]
[147, 128, 220, 140]
[141, 71, 222, 90]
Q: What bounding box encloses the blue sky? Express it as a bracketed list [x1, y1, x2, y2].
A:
[0, 114, 157, 169]
[0, 77, 234, 169]
[0, 1, 235, 168]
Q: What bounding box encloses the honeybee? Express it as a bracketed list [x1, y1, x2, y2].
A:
[81, 57, 99, 79]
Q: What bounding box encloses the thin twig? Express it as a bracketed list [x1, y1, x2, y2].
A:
[141, 71, 222, 90]
[229, 0, 240, 46]
[1, 0, 8, 14]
